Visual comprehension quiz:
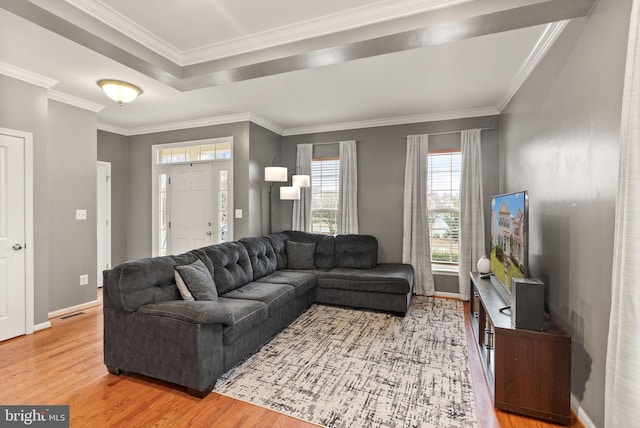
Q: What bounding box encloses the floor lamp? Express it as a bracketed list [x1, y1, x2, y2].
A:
[265, 166, 287, 233]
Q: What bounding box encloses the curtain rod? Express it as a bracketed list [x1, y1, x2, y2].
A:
[296, 140, 357, 146]
[405, 126, 495, 138]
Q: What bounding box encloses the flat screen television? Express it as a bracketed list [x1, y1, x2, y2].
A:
[489, 190, 528, 304]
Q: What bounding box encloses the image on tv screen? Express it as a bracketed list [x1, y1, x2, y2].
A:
[490, 191, 527, 292]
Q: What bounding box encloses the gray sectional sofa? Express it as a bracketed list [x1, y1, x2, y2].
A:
[103, 231, 414, 397]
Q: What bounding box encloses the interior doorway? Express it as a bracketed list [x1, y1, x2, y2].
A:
[96, 161, 111, 287]
[0, 128, 34, 341]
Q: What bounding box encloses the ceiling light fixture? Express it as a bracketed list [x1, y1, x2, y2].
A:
[97, 79, 142, 105]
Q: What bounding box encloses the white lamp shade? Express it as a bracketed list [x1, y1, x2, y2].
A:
[265, 166, 287, 182]
[477, 256, 491, 274]
[98, 80, 142, 104]
[280, 186, 300, 200]
[292, 174, 310, 187]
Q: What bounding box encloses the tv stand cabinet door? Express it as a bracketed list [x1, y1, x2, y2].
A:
[494, 328, 571, 425]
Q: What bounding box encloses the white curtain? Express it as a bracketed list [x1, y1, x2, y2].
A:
[605, 1, 640, 426]
[292, 144, 312, 232]
[458, 129, 485, 301]
[402, 135, 435, 296]
[338, 140, 358, 234]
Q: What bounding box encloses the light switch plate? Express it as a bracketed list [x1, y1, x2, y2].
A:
[235, 209, 242, 219]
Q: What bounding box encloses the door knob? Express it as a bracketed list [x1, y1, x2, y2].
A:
[12, 243, 24, 251]
[206, 231, 212, 236]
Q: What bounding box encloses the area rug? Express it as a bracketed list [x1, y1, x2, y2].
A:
[215, 296, 478, 428]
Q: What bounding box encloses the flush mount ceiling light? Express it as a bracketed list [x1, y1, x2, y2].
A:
[97, 79, 142, 105]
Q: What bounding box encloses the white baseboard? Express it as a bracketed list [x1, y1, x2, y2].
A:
[571, 393, 596, 428]
[34, 321, 51, 332]
[48, 299, 100, 319]
[434, 291, 462, 300]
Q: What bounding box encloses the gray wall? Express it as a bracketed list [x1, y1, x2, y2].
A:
[97, 130, 129, 267]
[282, 115, 501, 293]
[248, 123, 283, 237]
[124, 122, 250, 260]
[500, 0, 631, 425]
[47, 100, 98, 311]
[0, 75, 99, 322]
[0, 74, 50, 324]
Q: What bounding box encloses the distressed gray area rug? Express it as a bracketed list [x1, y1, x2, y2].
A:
[215, 296, 478, 428]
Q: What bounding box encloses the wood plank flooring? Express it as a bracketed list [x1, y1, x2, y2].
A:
[0, 291, 582, 427]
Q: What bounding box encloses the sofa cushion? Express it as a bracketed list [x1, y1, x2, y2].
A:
[317, 263, 414, 295]
[286, 241, 316, 269]
[222, 282, 295, 313]
[256, 271, 317, 297]
[264, 233, 288, 269]
[284, 231, 335, 269]
[137, 300, 234, 326]
[174, 259, 218, 301]
[240, 236, 278, 280]
[218, 297, 268, 346]
[335, 234, 378, 269]
[194, 242, 253, 295]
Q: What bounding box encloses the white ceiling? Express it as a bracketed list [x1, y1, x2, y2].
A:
[0, 0, 591, 136]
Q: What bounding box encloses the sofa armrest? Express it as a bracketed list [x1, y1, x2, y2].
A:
[137, 300, 235, 326]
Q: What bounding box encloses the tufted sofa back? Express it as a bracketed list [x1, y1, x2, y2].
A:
[195, 242, 253, 295]
[239, 236, 278, 280]
[103, 252, 198, 312]
[103, 231, 381, 313]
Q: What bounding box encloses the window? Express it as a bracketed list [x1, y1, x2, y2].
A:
[156, 141, 231, 164]
[311, 158, 340, 235]
[427, 151, 461, 265]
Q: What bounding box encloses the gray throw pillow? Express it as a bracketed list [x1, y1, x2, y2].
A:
[174, 259, 218, 301]
[286, 241, 317, 269]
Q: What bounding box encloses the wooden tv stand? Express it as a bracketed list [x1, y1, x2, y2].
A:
[469, 272, 571, 425]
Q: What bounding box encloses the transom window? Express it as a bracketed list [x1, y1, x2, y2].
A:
[311, 157, 340, 235]
[427, 151, 461, 265]
[156, 141, 231, 164]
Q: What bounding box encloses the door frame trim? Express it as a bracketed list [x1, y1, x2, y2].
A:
[151, 137, 234, 257]
[96, 161, 111, 287]
[0, 127, 34, 335]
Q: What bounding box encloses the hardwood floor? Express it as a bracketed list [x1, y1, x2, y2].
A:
[0, 291, 582, 427]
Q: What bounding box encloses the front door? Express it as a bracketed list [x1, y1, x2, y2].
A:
[169, 162, 214, 255]
[0, 133, 26, 341]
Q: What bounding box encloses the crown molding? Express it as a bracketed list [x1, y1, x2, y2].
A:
[281, 107, 500, 136]
[98, 107, 499, 137]
[0, 61, 58, 88]
[65, 0, 468, 66]
[181, 0, 469, 65]
[496, 20, 569, 112]
[65, 0, 183, 64]
[101, 113, 255, 136]
[97, 122, 130, 136]
[48, 89, 105, 112]
[248, 114, 284, 136]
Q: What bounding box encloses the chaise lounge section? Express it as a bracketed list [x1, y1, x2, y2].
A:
[103, 231, 414, 397]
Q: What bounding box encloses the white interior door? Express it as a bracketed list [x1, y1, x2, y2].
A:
[0, 134, 26, 341]
[169, 162, 214, 255]
[96, 161, 111, 287]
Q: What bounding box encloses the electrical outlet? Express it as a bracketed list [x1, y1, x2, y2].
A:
[80, 274, 89, 286]
[76, 209, 87, 220]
